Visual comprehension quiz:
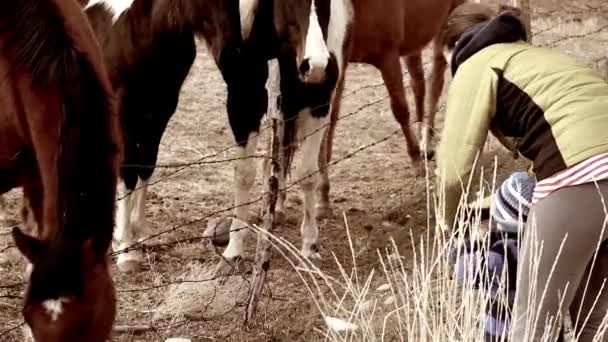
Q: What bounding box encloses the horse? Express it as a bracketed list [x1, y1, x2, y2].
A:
[151, 0, 353, 268]
[315, 0, 467, 217]
[79, 0, 197, 273]
[0, 0, 121, 340]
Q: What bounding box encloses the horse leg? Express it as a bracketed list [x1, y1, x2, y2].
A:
[113, 176, 139, 273]
[425, 37, 448, 157]
[316, 72, 345, 219]
[295, 109, 327, 259]
[220, 58, 268, 266]
[377, 54, 423, 175]
[404, 53, 431, 158]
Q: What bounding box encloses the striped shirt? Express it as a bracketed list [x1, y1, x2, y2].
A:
[532, 152, 608, 204]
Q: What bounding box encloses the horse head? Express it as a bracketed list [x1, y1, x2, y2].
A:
[273, 0, 350, 85]
[13, 228, 115, 342]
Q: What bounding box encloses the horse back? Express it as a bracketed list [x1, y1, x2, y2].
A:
[350, 0, 459, 61]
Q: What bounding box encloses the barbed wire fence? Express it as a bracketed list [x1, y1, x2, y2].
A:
[2, 0, 608, 338]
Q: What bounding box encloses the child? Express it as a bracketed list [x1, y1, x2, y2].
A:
[455, 171, 535, 341]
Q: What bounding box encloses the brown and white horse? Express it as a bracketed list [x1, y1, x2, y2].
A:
[0, 0, 121, 340]
[315, 0, 467, 216]
[151, 0, 353, 266]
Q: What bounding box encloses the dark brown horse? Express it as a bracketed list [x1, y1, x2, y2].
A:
[315, 0, 467, 217]
[0, 0, 121, 340]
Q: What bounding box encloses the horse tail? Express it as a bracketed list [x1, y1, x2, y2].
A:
[0, 0, 121, 256]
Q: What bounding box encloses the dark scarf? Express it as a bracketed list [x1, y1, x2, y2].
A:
[451, 11, 528, 76]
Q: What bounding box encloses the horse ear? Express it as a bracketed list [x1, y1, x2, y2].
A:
[12, 227, 45, 263]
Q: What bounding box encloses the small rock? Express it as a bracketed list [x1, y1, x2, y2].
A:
[202, 217, 233, 247]
[165, 338, 191, 342]
[324, 316, 358, 333]
[376, 283, 391, 292]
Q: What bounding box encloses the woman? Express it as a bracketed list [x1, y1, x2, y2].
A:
[437, 3, 608, 341]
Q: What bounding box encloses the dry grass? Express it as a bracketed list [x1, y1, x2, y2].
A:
[1, 0, 608, 341]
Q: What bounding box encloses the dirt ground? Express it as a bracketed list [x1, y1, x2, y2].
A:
[1, 1, 608, 341]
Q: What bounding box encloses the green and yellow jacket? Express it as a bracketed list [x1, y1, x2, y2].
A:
[436, 13, 608, 228]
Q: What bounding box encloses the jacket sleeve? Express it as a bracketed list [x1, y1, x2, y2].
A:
[435, 64, 498, 230]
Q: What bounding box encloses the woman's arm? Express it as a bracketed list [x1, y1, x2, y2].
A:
[435, 64, 499, 230]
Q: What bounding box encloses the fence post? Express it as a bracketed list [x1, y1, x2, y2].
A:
[245, 60, 282, 323]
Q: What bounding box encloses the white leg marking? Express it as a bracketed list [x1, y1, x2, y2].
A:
[303, 1, 330, 82]
[296, 109, 327, 259]
[25, 262, 33, 277]
[223, 133, 259, 260]
[239, 0, 259, 40]
[114, 181, 142, 272]
[114, 181, 133, 250]
[42, 298, 70, 322]
[131, 177, 150, 237]
[327, 0, 353, 71]
[85, 0, 134, 23]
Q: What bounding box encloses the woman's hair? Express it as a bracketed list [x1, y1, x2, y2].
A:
[443, 2, 498, 49]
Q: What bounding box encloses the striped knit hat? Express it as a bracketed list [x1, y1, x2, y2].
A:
[491, 171, 536, 233]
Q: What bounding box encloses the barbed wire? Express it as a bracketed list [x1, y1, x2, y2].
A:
[3, 3, 608, 338]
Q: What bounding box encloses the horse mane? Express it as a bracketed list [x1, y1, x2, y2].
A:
[151, 0, 242, 54]
[0, 0, 119, 298]
[442, 2, 497, 49]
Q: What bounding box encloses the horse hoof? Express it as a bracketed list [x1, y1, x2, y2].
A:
[203, 217, 231, 247]
[301, 243, 322, 261]
[117, 252, 143, 273]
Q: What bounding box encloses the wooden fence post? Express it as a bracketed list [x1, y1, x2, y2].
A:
[245, 60, 281, 323]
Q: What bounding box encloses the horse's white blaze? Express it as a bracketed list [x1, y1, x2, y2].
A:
[223, 132, 259, 259]
[85, 0, 134, 23]
[296, 109, 327, 259]
[304, 1, 330, 73]
[42, 298, 69, 322]
[239, 0, 259, 40]
[327, 0, 353, 72]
